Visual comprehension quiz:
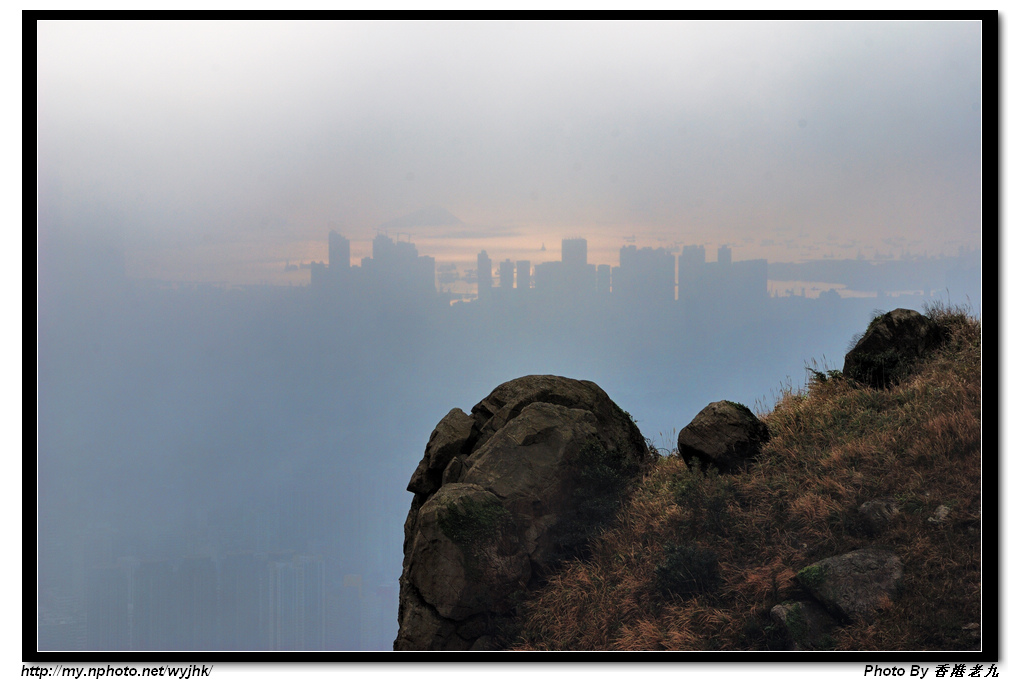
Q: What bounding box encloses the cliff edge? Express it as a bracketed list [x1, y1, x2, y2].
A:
[394, 375, 652, 650]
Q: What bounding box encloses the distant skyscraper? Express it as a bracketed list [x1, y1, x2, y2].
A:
[597, 264, 611, 295]
[499, 259, 514, 289]
[177, 556, 217, 650]
[675, 242, 766, 321]
[132, 559, 178, 650]
[295, 555, 326, 650]
[267, 554, 326, 651]
[85, 562, 133, 650]
[678, 244, 708, 312]
[339, 574, 364, 649]
[361, 233, 435, 296]
[533, 238, 596, 300]
[616, 245, 674, 302]
[219, 552, 267, 650]
[329, 231, 350, 270]
[679, 244, 706, 267]
[561, 238, 587, 267]
[309, 261, 328, 288]
[314, 230, 436, 297]
[477, 251, 493, 297]
[516, 261, 531, 289]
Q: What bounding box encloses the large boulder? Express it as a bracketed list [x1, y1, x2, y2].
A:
[795, 548, 904, 623]
[676, 400, 770, 472]
[843, 308, 943, 388]
[395, 375, 651, 651]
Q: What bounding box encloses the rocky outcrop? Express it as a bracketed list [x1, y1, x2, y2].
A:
[394, 309, 951, 650]
[770, 548, 904, 650]
[843, 308, 943, 388]
[676, 400, 770, 472]
[795, 548, 903, 623]
[395, 375, 651, 651]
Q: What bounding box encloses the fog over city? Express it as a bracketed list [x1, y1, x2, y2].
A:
[36, 20, 983, 651]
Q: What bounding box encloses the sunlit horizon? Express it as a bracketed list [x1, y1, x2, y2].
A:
[119, 218, 980, 294]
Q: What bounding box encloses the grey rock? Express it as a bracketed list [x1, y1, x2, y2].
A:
[441, 456, 465, 486]
[843, 308, 943, 388]
[859, 498, 899, 533]
[407, 408, 478, 496]
[392, 585, 459, 651]
[796, 548, 903, 623]
[468, 374, 647, 458]
[462, 402, 601, 574]
[395, 375, 651, 651]
[407, 483, 529, 622]
[928, 504, 950, 524]
[770, 599, 840, 650]
[676, 400, 770, 472]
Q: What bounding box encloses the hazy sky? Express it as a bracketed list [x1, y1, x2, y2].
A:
[37, 20, 982, 284]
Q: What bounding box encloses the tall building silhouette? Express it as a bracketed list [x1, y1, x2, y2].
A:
[132, 559, 178, 650]
[219, 552, 267, 650]
[361, 233, 435, 296]
[677, 244, 707, 312]
[615, 245, 675, 303]
[338, 574, 363, 649]
[516, 261, 531, 290]
[267, 554, 326, 650]
[477, 251, 493, 298]
[329, 231, 351, 270]
[177, 556, 218, 650]
[677, 244, 766, 322]
[596, 264, 611, 295]
[499, 259, 514, 289]
[85, 561, 134, 650]
[533, 238, 597, 301]
[311, 230, 352, 291]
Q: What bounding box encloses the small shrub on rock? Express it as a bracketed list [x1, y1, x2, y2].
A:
[439, 495, 514, 548]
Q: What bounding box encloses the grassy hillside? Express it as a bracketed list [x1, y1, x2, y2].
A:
[511, 303, 982, 651]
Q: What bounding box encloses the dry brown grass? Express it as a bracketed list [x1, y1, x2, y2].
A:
[512, 305, 982, 651]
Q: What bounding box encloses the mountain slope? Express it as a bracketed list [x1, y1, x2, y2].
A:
[511, 303, 982, 651]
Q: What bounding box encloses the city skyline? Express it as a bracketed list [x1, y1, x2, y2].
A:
[39, 20, 982, 288]
[77, 210, 984, 290]
[264, 226, 984, 302]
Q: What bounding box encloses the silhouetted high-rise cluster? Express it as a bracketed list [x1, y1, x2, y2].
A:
[310, 231, 771, 315]
[472, 237, 767, 322]
[306, 232, 979, 323]
[311, 231, 436, 302]
[77, 551, 329, 651]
